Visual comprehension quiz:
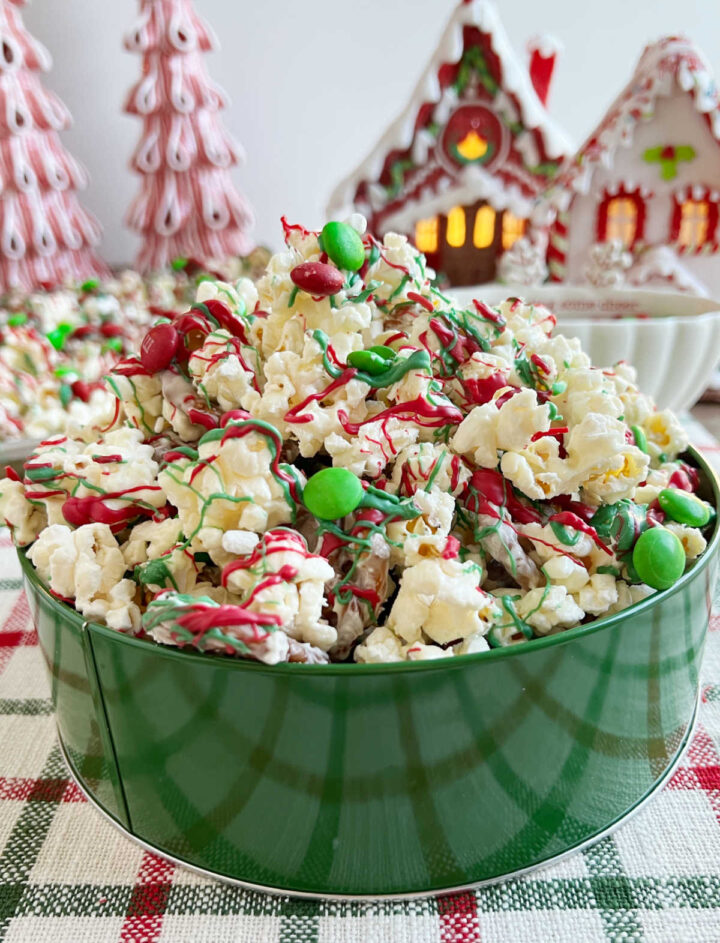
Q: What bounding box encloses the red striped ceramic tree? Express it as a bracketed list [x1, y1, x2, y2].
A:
[0, 0, 107, 291]
[124, 0, 254, 273]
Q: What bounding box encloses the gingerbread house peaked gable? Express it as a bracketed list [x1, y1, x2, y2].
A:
[540, 36, 720, 295]
[327, 0, 571, 286]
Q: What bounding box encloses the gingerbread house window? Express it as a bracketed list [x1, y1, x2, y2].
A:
[502, 212, 526, 249]
[415, 216, 439, 254]
[671, 188, 719, 251]
[473, 205, 495, 248]
[597, 189, 646, 249]
[446, 206, 467, 247]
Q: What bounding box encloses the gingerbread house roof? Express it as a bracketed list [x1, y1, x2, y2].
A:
[327, 0, 572, 235]
[535, 35, 720, 221]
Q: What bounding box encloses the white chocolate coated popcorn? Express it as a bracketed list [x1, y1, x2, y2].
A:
[29, 523, 140, 631]
[8, 216, 712, 666]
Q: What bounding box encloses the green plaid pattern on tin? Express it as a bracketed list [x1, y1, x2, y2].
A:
[0, 416, 718, 943]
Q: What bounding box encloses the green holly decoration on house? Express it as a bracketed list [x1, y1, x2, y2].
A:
[643, 144, 696, 181]
[385, 158, 415, 198]
[454, 47, 499, 97]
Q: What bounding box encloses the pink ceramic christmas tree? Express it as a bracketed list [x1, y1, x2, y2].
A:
[124, 0, 254, 273]
[0, 0, 107, 292]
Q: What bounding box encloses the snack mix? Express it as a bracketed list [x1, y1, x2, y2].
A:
[0, 250, 270, 442]
[1, 217, 714, 665]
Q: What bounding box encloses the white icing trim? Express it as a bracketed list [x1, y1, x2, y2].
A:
[381, 162, 535, 233]
[675, 184, 720, 203]
[603, 181, 653, 199]
[326, 0, 572, 221]
[627, 245, 709, 295]
[526, 35, 564, 59]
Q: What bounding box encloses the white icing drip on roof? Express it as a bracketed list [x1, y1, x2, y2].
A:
[382, 161, 536, 233]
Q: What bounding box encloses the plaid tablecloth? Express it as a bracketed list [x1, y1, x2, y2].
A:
[0, 416, 718, 943]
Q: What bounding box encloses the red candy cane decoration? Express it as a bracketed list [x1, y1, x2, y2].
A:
[124, 0, 255, 273]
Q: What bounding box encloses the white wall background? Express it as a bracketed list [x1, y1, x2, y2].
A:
[23, 0, 720, 266]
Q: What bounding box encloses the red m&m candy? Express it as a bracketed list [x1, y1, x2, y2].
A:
[140, 322, 180, 373]
[290, 261, 344, 297]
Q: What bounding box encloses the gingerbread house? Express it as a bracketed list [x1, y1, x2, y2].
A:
[327, 0, 571, 287]
[540, 36, 720, 296]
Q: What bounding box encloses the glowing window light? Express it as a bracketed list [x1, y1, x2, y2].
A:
[606, 197, 638, 247]
[415, 216, 439, 253]
[502, 213, 526, 250]
[679, 199, 710, 248]
[446, 206, 466, 247]
[473, 205, 496, 249]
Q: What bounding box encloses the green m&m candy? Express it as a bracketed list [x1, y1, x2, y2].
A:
[7, 312, 27, 327]
[657, 488, 711, 528]
[368, 345, 396, 361]
[631, 527, 685, 591]
[47, 323, 73, 350]
[320, 221, 366, 272]
[103, 336, 124, 354]
[347, 349, 388, 375]
[303, 467, 364, 520]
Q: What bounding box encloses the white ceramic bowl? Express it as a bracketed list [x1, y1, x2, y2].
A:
[0, 437, 40, 468]
[452, 286, 720, 413]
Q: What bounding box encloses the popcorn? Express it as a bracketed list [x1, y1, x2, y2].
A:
[554, 368, 623, 426]
[501, 413, 649, 504]
[122, 519, 197, 594]
[188, 330, 259, 414]
[390, 442, 470, 497]
[221, 529, 336, 651]
[159, 420, 303, 558]
[608, 581, 654, 615]
[515, 585, 585, 635]
[326, 417, 418, 478]
[452, 389, 550, 468]
[106, 368, 163, 436]
[249, 334, 369, 457]
[642, 410, 689, 460]
[386, 488, 455, 566]
[7, 215, 713, 667]
[28, 523, 141, 631]
[386, 557, 498, 646]
[574, 574, 619, 615]
[0, 477, 46, 546]
[665, 522, 707, 560]
[354, 625, 406, 664]
[542, 554, 590, 593]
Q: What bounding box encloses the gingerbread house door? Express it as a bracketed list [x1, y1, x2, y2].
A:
[437, 200, 503, 285]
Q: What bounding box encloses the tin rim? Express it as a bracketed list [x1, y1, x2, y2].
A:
[56, 687, 700, 901]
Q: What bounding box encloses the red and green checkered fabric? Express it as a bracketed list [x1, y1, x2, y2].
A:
[0, 416, 719, 943]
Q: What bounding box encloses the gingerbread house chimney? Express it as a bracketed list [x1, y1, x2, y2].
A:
[527, 35, 562, 106]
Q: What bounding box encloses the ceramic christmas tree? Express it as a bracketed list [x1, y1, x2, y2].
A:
[0, 0, 107, 292]
[124, 0, 254, 274]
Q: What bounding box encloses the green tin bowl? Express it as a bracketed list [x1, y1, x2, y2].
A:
[21, 447, 720, 899]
